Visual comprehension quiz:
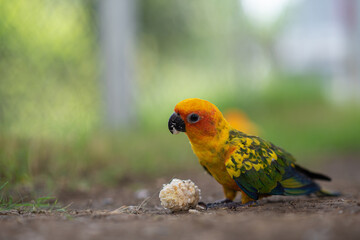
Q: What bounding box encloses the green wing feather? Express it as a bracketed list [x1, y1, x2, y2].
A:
[225, 130, 320, 200]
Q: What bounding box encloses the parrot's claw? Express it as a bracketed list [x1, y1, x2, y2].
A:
[224, 201, 258, 210]
[199, 199, 232, 209]
[209, 199, 233, 209]
[201, 200, 258, 210]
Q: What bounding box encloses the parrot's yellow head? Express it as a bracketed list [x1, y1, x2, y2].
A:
[168, 98, 229, 142]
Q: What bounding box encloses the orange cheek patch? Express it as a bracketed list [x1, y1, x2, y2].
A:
[196, 119, 217, 136]
[186, 110, 217, 137]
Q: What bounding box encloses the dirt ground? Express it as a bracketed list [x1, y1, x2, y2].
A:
[1, 155, 360, 240]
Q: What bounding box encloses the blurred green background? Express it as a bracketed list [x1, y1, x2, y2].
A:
[0, 0, 359, 194]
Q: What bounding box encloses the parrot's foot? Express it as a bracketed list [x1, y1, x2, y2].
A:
[200, 200, 258, 210]
[224, 201, 258, 209]
[198, 199, 233, 209]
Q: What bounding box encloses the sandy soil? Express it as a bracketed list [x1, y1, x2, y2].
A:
[1, 155, 360, 240]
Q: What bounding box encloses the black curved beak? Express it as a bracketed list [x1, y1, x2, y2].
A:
[168, 112, 186, 134]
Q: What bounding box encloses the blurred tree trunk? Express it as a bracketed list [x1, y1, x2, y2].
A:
[343, 0, 360, 102]
[334, 0, 360, 103]
[354, 0, 360, 102]
[99, 0, 136, 129]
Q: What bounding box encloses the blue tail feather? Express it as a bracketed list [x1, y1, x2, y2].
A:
[278, 166, 321, 196]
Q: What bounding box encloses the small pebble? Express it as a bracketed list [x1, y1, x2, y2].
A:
[188, 209, 201, 214]
[102, 197, 114, 206]
[196, 203, 207, 211]
[135, 189, 150, 200]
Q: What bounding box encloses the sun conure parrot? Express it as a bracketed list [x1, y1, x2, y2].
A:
[168, 98, 338, 208]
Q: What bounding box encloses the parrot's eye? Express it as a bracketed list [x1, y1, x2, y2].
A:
[187, 113, 200, 123]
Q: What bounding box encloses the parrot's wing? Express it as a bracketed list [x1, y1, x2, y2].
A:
[224, 149, 282, 200]
[224, 134, 320, 200]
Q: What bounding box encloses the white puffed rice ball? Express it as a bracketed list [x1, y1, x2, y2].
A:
[159, 178, 201, 212]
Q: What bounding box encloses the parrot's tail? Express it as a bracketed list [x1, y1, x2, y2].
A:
[315, 189, 341, 197]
